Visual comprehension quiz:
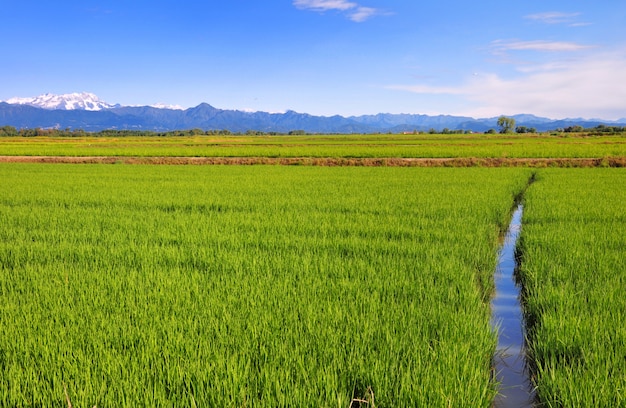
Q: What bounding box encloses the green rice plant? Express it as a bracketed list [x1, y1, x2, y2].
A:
[0, 133, 625, 158]
[517, 168, 626, 406]
[0, 164, 532, 407]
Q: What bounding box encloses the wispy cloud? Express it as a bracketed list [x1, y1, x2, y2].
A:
[492, 40, 593, 53]
[293, 0, 357, 12]
[524, 11, 590, 27]
[349, 7, 378, 22]
[387, 49, 626, 120]
[293, 0, 383, 22]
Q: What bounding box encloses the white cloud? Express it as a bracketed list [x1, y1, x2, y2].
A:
[489, 40, 595, 66]
[388, 50, 626, 120]
[525, 12, 580, 24]
[349, 7, 377, 22]
[492, 40, 593, 52]
[293, 0, 381, 22]
[293, 0, 357, 12]
[524, 11, 590, 27]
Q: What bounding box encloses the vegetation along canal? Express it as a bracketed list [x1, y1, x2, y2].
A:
[492, 204, 535, 407]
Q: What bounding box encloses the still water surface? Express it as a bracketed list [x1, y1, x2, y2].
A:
[492, 205, 535, 407]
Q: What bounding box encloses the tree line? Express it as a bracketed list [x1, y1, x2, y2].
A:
[0, 126, 305, 137]
[1, 123, 625, 138]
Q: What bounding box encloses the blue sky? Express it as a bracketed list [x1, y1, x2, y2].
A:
[2, 1, 625, 119]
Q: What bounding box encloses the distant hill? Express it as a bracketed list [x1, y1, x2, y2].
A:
[1, 93, 624, 133]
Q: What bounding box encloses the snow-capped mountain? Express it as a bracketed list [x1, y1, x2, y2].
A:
[5, 92, 118, 111]
[3, 92, 186, 111]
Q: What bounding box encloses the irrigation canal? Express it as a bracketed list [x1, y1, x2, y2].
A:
[491, 205, 535, 407]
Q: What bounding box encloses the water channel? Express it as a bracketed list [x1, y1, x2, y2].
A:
[491, 205, 535, 407]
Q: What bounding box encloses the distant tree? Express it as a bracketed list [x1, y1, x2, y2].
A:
[564, 125, 584, 133]
[0, 125, 18, 136]
[288, 130, 306, 135]
[497, 116, 516, 133]
[485, 128, 497, 134]
[590, 124, 625, 134]
[515, 126, 528, 134]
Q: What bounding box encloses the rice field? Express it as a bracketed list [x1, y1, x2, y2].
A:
[1, 133, 625, 158]
[1, 160, 625, 407]
[517, 169, 626, 407]
[0, 164, 534, 407]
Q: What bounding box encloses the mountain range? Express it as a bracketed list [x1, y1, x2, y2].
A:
[1, 92, 625, 133]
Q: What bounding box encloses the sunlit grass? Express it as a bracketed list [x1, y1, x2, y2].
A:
[518, 169, 626, 406]
[0, 164, 532, 407]
[1, 133, 625, 158]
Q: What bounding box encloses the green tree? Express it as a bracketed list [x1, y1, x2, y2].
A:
[497, 116, 516, 134]
[0, 125, 18, 136]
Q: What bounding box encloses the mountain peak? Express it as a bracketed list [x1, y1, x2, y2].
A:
[5, 92, 117, 111]
[3, 92, 190, 111]
[2, 92, 625, 132]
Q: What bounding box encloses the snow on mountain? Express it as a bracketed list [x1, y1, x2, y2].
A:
[5, 92, 117, 111]
[2, 92, 625, 133]
[3, 92, 188, 111]
[148, 103, 185, 110]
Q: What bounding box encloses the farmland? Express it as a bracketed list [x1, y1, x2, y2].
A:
[0, 164, 533, 407]
[517, 169, 626, 406]
[0, 132, 625, 407]
[0, 132, 626, 159]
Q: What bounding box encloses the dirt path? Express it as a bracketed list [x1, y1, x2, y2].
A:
[0, 155, 624, 167]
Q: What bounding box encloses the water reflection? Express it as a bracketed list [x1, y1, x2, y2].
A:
[492, 205, 535, 407]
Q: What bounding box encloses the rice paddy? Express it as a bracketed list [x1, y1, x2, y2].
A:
[0, 164, 534, 407]
[1, 132, 625, 158]
[517, 168, 626, 407]
[1, 133, 625, 406]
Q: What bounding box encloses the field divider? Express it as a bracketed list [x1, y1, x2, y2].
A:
[0, 156, 625, 167]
